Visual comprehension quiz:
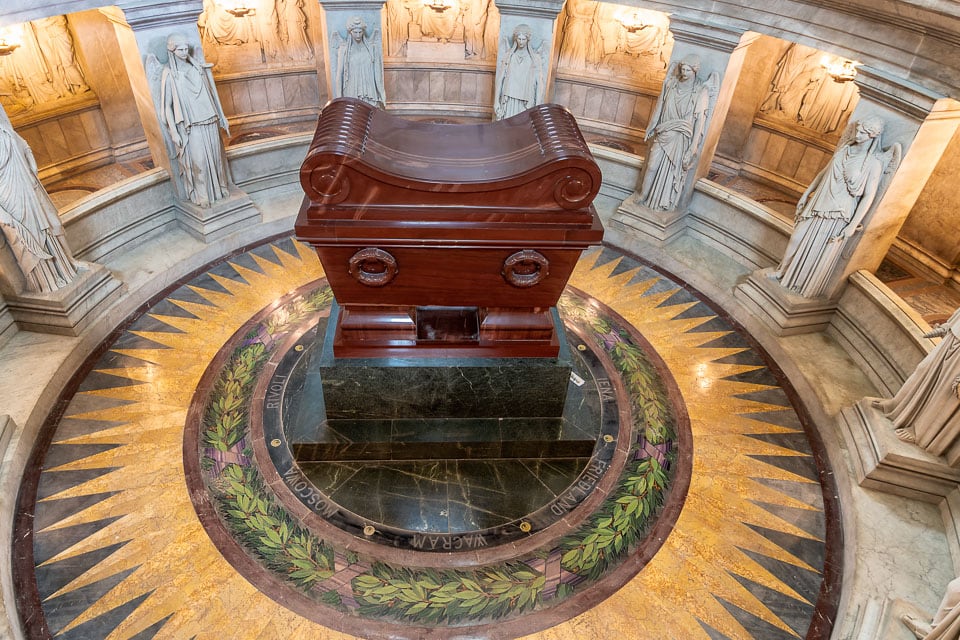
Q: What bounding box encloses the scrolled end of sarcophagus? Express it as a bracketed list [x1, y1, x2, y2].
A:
[298, 97, 602, 212]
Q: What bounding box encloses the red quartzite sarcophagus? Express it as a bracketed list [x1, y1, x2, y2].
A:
[295, 97, 604, 358]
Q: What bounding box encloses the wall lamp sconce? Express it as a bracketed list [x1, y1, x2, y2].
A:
[821, 55, 858, 82]
[617, 10, 648, 33]
[220, 0, 255, 18]
[0, 25, 23, 56]
[423, 0, 452, 14]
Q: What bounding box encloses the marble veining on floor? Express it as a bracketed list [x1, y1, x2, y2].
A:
[13, 239, 840, 640]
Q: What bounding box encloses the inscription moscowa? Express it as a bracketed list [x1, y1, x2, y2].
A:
[282, 466, 338, 517]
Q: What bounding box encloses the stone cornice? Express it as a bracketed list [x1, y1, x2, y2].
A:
[493, 0, 564, 20]
[317, 0, 386, 10]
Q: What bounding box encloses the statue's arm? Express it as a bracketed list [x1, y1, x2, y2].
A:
[159, 71, 182, 149]
[15, 134, 39, 175]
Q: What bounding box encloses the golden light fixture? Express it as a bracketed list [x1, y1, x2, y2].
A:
[617, 9, 647, 33]
[423, 0, 452, 13]
[0, 25, 23, 56]
[821, 54, 858, 82]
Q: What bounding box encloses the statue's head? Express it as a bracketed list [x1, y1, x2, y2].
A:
[166, 33, 191, 61]
[858, 116, 884, 138]
[512, 24, 532, 49]
[677, 54, 701, 78]
[347, 16, 367, 42]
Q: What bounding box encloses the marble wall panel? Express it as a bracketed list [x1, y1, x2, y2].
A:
[216, 70, 321, 127]
[14, 104, 113, 183]
[553, 78, 652, 144]
[686, 180, 791, 270]
[61, 170, 177, 263]
[737, 123, 833, 195]
[383, 67, 495, 117]
[828, 271, 932, 395]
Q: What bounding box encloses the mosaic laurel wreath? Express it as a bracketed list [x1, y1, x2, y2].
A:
[195, 283, 678, 626]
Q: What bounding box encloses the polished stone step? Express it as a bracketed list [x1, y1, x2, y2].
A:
[290, 416, 597, 462]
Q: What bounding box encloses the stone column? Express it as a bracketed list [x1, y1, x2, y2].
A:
[491, 0, 563, 120]
[318, 0, 387, 108]
[104, 2, 260, 241]
[735, 71, 960, 335]
[0, 104, 123, 336]
[609, 20, 757, 246]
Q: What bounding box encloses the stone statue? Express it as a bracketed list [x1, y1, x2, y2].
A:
[597, 6, 670, 74]
[0, 23, 60, 114]
[557, 0, 601, 72]
[333, 17, 386, 109]
[198, 0, 253, 47]
[759, 42, 858, 135]
[902, 577, 960, 639]
[493, 24, 543, 121]
[773, 116, 900, 298]
[272, 0, 314, 61]
[463, 0, 495, 59]
[873, 307, 960, 466]
[0, 108, 79, 293]
[32, 16, 90, 99]
[798, 70, 858, 134]
[385, 0, 414, 57]
[147, 34, 231, 208]
[759, 43, 823, 121]
[418, 1, 459, 43]
[635, 55, 717, 211]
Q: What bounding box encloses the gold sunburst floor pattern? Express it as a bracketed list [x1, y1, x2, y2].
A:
[14, 239, 839, 640]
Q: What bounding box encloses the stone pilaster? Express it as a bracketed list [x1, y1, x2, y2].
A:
[491, 0, 563, 118]
[318, 0, 387, 104]
[609, 19, 757, 245]
[103, 2, 260, 241]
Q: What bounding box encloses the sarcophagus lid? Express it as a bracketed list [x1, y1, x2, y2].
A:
[299, 97, 602, 214]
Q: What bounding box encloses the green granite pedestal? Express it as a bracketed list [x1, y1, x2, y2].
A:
[288, 302, 591, 462]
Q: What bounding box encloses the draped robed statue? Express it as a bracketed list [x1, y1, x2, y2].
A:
[773, 116, 900, 299]
[493, 24, 543, 121]
[635, 54, 717, 212]
[333, 17, 386, 109]
[872, 306, 960, 467]
[146, 34, 232, 209]
[0, 108, 80, 293]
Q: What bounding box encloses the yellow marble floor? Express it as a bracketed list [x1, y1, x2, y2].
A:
[15, 240, 836, 640]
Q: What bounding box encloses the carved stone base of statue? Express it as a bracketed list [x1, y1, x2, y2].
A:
[733, 268, 839, 336]
[851, 597, 944, 640]
[4, 262, 122, 336]
[838, 398, 960, 502]
[0, 414, 14, 462]
[610, 192, 687, 245]
[174, 188, 261, 242]
[0, 298, 16, 349]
